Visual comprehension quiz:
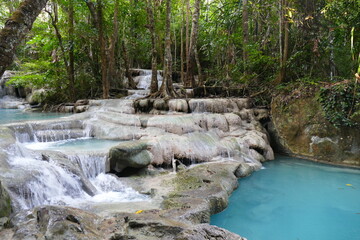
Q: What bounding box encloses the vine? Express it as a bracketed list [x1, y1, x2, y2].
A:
[319, 80, 360, 127]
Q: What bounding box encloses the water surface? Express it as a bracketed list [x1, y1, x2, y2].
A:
[211, 156, 360, 240]
[24, 138, 121, 152]
[0, 109, 69, 124]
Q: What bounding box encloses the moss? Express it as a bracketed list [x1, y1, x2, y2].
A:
[0, 182, 11, 218]
[172, 171, 203, 192]
[162, 198, 186, 209]
[272, 88, 360, 165]
[10, 11, 25, 24]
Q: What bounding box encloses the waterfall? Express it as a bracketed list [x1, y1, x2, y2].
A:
[2, 121, 147, 211]
[134, 69, 163, 90]
[127, 69, 163, 99]
[68, 153, 106, 179]
[7, 154, 87, 209]
[12, 120, 92, 143]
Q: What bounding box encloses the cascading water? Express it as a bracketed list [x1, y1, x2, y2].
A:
[127, 69, 163, 99]
[2, 120, 148, 211]
[134, 69, 163, 90]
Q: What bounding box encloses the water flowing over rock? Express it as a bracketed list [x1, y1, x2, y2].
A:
[84, 98, 273, 173]
[126, 69, 163, 99]
[0, 97, 272, 239]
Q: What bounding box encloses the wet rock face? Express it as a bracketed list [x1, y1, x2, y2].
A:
[97, 98, 273, 174]
[12, 206, 103, 240]
[271, 95, 360, 166]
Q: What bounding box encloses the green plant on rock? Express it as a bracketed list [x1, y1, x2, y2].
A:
[319, 81, 360, 127]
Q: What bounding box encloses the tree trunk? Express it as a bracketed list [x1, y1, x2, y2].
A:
[195, 47, 203, 85]
[152, 0, 176, 98]
[277, 0, 289, 83]
[0, 0, 49, 78]
[97, 0, 109, 99]
[242, 0, 249, 72]
[85, 0, 101, 93]
[185, 0, 200, 88]
[180, 8, 185, 85]
[68, 0, 75, 101]
[122, 40, 136, 89]
[108, 0, 120, 90]
[146, 0, 158, 93]
[184, 0, 190, 86]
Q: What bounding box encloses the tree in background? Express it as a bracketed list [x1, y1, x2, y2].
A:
[0, 0, 49, 79]
[1, 0, 359, 103]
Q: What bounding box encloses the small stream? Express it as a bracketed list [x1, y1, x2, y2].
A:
[211, 155, 360, 240]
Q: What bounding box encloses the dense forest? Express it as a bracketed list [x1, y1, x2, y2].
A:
[0, 0, 359, 103]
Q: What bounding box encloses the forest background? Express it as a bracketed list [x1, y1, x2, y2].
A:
[0, 0, 359, 106]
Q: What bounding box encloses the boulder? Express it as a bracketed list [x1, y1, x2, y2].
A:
[108, 140, 151, 173]
[26, 89, 47, 105]
[74, 105, 89, 113]
[168, 99, 189, 113]
[12, 206, 103, 240]
[153, 99, 167, 110]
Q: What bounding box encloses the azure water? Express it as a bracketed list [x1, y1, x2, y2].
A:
[211, 156, 360, 240]
[0, 108, 69, 124]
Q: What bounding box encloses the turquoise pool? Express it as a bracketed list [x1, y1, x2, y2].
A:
[0, 109, 70, 124]
[24, 138, 121, 152]
[211, 156, 360, 240]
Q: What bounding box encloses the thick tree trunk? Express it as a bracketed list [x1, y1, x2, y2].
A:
[146, 0, 158, 94]
[0, 0, 49, 79]
[185, 0, 200, 88]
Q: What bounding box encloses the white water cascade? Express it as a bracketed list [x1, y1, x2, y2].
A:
[127, 69, 163, 99]
[134, 69, 163, 90]
[2, 120, 148, 211]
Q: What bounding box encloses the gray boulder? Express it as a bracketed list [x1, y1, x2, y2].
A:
[108, 140, 151, 173]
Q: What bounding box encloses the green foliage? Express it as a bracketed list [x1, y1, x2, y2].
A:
[319, 81, 360, 127]
[1, 0, 359, 104]
[7, 60, 52, 88]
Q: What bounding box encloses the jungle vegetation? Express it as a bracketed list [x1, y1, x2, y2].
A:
[0, 0, 359, 103]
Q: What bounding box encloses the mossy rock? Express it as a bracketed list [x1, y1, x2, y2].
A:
[0, 181, 11, 218]
[271, 91, 360, 166]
